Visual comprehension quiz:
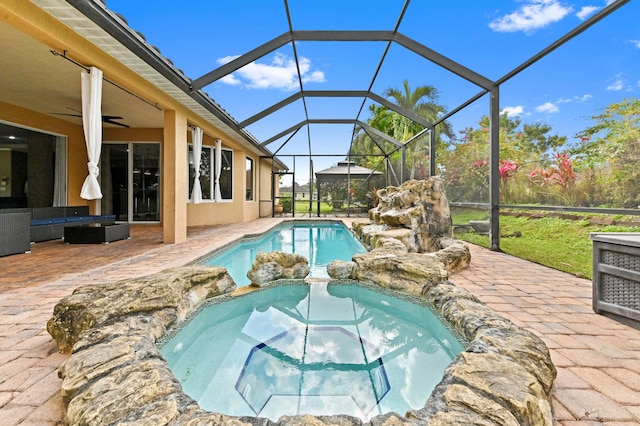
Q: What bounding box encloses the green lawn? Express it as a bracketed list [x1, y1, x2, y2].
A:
[293, 201, 334, 214]
[451, 207, 640, 279]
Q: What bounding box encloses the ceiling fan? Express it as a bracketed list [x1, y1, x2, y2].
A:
[51, 107, 130, 128]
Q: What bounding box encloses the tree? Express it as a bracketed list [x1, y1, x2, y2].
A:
[573, 97, 640, 207]
[351, 80, 453, 180]
[382, 80, 453, 179]
[439, 113, 567, 204]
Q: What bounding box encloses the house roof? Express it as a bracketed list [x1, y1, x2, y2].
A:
[315, 161, 382, 180]
[279, 183, 308, 193]
[0, 0, 287, 169]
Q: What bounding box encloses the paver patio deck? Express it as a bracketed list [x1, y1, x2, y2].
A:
[0, 218, 639, 425]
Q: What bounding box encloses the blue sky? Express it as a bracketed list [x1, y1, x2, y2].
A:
[105, 0, 639, 182]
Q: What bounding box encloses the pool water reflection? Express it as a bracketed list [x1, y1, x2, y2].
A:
[160, 282, 465, 421]
[198, 222, 367, 286]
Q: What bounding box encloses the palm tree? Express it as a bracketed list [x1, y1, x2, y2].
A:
[352, 80, 453, 180]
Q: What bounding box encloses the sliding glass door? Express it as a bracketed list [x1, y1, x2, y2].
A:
[0, 122, 67, 209]
[101, 142, 160, 222]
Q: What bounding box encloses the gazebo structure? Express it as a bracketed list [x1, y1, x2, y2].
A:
[315, 161, 383, 216]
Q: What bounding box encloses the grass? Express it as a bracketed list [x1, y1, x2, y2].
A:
[451, 207, 640, 279]
[293, 201, 334, 214]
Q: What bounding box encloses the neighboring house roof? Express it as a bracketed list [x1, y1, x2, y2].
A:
[279, 183, 309, 193]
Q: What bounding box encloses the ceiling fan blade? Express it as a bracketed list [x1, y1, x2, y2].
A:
[52, 111, 129, 127]
[51, 112, 82, 117]
[104, 119, 130, 128]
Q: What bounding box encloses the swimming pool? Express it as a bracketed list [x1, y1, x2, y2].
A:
[198, 222, 367, 286]
[160, 282, 465, 422]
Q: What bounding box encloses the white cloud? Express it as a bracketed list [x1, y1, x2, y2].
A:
[501, 106, 525, 117]
[557, 94, 592, 104]
[489, 0, 573, 33]
[219, 74, 242, 86]
[576, 6, 599, 20]
[607, 74, 625, 91]
[535, 102, 559, 113]
[217, 55, 240, 64]
[629, 40, 640, 48]
[215, 53, 325, 90]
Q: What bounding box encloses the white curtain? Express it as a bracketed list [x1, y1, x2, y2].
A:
[214, 139, 222, 202]
[191, 126, 203, 203]
[80, 66, 103, 200]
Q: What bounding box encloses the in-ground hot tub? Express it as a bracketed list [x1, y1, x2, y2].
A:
[159, 281, 465, 421]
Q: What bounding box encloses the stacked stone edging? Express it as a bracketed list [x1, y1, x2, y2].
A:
[48, 261, 556, 425]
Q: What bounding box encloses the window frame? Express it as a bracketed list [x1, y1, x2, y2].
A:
[245, 156, 255, 202]
[187, 144, 234, 202]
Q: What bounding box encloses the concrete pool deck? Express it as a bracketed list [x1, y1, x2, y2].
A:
[0, 218, 639, 425]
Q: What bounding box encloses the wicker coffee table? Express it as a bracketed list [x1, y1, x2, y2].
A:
[64, 223, 130, 244]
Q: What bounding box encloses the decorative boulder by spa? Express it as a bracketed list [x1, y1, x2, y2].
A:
[247, 251, 310, 286]
[328, 247, 449, 295]
[47, 265, 236, 354]
[367, 177, 453, 253]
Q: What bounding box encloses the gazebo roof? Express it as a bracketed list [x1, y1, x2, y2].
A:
[315, 161, 382, 180]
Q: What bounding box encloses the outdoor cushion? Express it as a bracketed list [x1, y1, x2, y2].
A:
[65, 216, 93, 223]
[32, 218, 66, 226]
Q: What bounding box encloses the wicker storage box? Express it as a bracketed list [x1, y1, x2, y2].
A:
[590, 233, 640, 329]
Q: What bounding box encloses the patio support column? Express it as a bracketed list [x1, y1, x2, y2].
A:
[162, 109, 188, 244]
[489, 86, 501, 251]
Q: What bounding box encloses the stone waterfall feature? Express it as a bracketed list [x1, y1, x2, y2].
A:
[360, 177, 454, 253]
[334, 177, 471, 290]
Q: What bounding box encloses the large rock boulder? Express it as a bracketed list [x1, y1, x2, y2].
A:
[247, 251, 310, 286]
[350, 249, 449, 295]
[369, 178, 453, 253]
[328, 242, 452, 296]
[47, 266, 235, 353]
[426, 237, 471, 273]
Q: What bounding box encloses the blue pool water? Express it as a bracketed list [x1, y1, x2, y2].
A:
[198, 222, 367, 286]
[160, 282, 465, 421]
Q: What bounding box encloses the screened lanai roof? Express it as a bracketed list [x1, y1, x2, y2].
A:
[38, 0, 637, 248]
[66, 0, 633, 172]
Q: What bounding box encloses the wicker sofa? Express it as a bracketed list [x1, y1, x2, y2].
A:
[0, 206, 116, 247]
[0, 211, 31, 257]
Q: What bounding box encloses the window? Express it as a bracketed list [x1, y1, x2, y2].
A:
[0, 123, 67, 210]
[245, 157, 254, 201]
[188, 145, 212, 201]
[219, 149, 233, 200]
[188, 145, 233, 201]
